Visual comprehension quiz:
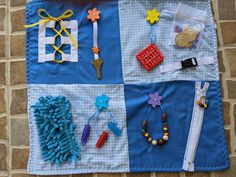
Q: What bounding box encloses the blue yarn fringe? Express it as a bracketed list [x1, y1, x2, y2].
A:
[32, 96, 80, 164]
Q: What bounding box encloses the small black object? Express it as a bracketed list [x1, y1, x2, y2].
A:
[181, 58, 198, 69]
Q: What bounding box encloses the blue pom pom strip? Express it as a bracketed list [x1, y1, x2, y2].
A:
[32, 96, 80, 164]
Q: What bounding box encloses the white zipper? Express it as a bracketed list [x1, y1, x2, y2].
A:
[183, 82, 209, 171]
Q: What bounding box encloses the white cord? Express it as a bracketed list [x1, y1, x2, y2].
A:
[93, 21, 99, 60]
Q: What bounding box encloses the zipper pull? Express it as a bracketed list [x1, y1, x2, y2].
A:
[183, 160, 195, 172]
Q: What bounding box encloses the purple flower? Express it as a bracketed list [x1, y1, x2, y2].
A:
[148, 92, 162, 108]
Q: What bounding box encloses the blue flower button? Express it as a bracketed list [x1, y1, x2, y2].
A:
[95, 94, 109, 111]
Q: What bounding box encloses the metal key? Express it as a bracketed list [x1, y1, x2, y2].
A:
[92, 58, 103, 80]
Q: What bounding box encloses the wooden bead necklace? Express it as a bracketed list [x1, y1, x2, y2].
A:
[141, 92, 168, 146]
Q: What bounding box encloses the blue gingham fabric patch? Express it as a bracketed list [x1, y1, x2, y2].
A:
[26, 0, 229, 175]
[28, 84, 129, 174]
[119, 0, 218, 84]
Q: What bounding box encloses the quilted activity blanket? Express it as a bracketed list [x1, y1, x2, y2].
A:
[25, 0, 230, 175]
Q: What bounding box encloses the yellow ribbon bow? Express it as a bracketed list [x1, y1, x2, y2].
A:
[25, 9, 78, 49]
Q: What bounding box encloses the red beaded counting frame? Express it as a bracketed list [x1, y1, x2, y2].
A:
[136, 44, 164, 71]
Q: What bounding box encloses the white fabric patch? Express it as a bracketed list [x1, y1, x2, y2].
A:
[27, 84, 129, 175]
[118, 0, 219, 84]
[38, 20, 78, 63]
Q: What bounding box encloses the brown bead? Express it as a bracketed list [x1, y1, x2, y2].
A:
[158, 139, 164, 145]
[162, 114, 167, 119]
[143, 120, 148, 127]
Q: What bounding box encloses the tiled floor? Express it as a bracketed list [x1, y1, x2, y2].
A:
[0, 0, 235, 177]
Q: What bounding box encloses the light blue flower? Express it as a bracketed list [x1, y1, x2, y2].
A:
[95, 94, 109, 111]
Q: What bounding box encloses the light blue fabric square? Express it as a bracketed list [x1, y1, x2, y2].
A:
[119, 0, 219, 84]
[27, 84, 129, 175]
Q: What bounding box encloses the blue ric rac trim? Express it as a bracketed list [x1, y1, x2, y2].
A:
[32, 96, 80, 164]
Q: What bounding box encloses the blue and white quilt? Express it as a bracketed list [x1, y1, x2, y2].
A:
[25, 0, 230, 175]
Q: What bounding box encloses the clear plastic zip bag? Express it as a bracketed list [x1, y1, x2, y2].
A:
[171, 3, 207, 49]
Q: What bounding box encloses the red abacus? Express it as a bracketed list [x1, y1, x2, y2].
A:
[136, 44, 164, 71]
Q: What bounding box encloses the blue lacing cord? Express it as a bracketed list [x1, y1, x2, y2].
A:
[87, 110, 100, 124]
[147, 103, 165, 121]
[146, 106, 152, 121]
[160, 104, 165, 114]
[150, 25, 156, 44]
[87, 110, 101, 136]
[104, 110, 116, 123]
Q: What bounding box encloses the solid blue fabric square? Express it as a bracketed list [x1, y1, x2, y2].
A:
[124, 81, 229, 172]
[26, 0, 123, 84]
